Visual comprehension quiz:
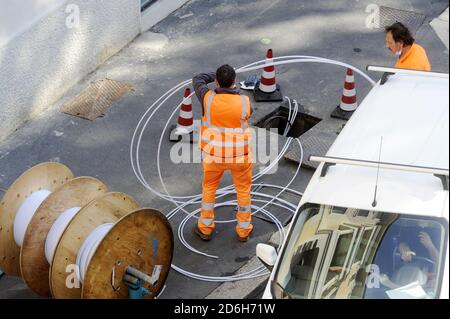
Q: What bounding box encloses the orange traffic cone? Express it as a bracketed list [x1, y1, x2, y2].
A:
[254, 49, 283, 102]
[331, 68, 358, 120]
[170, 88, 194, 142]
[175, 88, 194, 135]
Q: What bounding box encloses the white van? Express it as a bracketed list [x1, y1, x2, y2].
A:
[257, 67, 449, 299]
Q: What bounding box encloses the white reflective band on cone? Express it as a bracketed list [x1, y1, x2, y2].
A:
[262, 71, 276, 79]
[45, 207, 81, 264]
[76, 223, 114, 283]
[182, 97, 192, 105]
[340, 101, 358, 111]
[13, 190, 52, 247]
[342, 88, 356, 96]
[259, 83, 277, 93]
[178, 110, 193, 119]
[174, 126, 193, 135]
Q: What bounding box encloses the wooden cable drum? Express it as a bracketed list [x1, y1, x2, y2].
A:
[0, 163, 74, 276]
[50, 192, 140, 299]
[0, 163, 174, 299]
[20, 176, 108, 297]
[82, 208, 174, 299]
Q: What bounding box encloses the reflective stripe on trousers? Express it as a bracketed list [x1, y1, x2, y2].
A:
[236, 206, 253, 238]
[198, 158, 253, 237]
[198, 201, 216, 235]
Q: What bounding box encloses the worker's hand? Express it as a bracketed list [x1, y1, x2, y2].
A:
[419, 232, 434, 250]
[399, 242, 416, 262]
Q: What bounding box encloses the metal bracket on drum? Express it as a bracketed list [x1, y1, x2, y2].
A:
[122, 266, 163, 299]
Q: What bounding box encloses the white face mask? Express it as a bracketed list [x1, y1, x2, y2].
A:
[395, 49, 402, 57]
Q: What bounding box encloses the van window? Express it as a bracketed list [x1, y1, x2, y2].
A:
[273, 205, 448, 299]
[330, 230, 354, 270]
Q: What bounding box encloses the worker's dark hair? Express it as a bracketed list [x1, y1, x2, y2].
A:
[385, 22, 415, 46]
[216, 64, 236, 88]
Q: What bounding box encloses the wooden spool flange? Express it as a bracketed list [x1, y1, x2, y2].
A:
[82, 208, 174, 299]
[20, 176, 108, 297]
[50, 192, 140, 299]
[0, 163, 74, 276]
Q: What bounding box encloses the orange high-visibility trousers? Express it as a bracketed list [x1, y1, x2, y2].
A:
[198, 158, 253, 239]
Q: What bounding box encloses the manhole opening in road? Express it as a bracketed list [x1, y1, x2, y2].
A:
[60, 79, 134, 121]
[256, 105, 322, 138]
[379, 6, 427, 35]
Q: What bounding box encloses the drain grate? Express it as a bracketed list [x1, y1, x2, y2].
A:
[379, 6, 427, 35]
[60, 79, 134, 120]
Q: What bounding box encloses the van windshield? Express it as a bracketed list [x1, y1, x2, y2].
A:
[273, 205, 448, 299]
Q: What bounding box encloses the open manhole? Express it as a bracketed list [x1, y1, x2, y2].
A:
[256, 105, 322, 138]
[60, 79, 134, 120]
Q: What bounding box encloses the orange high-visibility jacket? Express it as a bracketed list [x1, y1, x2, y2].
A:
[395, 43, 431, 71]
[200, 90, 251, 158]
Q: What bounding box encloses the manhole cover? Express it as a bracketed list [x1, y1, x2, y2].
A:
[379, 6, 427, 35]
[60, 79, 134, 120]
[285, 131, 336, 169]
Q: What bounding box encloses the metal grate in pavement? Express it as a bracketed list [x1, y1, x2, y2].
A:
[284, 121, 338, 170]
[379, 6, 427, 35]
[60, 79, 134, 120]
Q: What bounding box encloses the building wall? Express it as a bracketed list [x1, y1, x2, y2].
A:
[0, 0, 142, 140]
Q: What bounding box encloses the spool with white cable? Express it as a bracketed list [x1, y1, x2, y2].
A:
[50, 192, 139, 298]
[4, 171, 108, 297]
[1, 164, 174, 299]
[45, 207, 82, 264]
[80, 208, 173, 299]
[20, 176, 108, 297]
[0, 163, 74, 277]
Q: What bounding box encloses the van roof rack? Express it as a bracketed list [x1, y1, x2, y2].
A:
[309, 155, 449, 191]
[366, 65, 449, 85]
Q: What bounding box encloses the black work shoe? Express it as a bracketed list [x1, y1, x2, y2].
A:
[195, 227, 212, 241]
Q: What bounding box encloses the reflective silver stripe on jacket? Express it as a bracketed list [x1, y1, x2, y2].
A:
[240, 95, 248, 130]
[201, 136, 249, 148]
[205, 91, 216, 127]
[204, 91, 248, 131]
[206, 125, 246, 134]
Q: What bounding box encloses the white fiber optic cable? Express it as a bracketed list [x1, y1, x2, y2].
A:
[76, 223, 114, 283]
[129, 55, 375, 283]
[13, 190, 84, 271]
[45, 206, 81, 264]
[13, 190, 52, 247]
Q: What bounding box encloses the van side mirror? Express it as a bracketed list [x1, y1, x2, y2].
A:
[256, 244, 278, 271]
